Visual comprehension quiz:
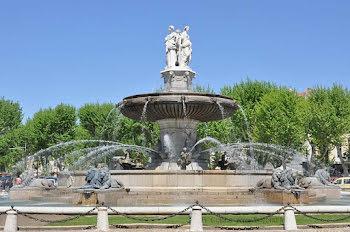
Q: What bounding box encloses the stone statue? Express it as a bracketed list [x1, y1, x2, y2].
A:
[256, 169, 304, 191]
[79, 167, 124, 190]
[315, 169, 332, 186]
[298, 177, 323, 188]
[177, 147, 191, 170]
[178, 26, 192, 67]
[99, 167, 124, 190]
[165, 25, 192, 68]
[298, 169, 332, 188]
[12, 170, 55, 189]
[217, 152, 229, 170]
[165, 25, 179, 68]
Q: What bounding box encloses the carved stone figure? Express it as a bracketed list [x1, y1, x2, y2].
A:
[99, 167, 124, 190]
[256, 169, 304, 191]
[165, 25, 192, 69]
[79, 167, 124, 190]
[298, 177, 323, 188]
[165, 25, 179, 68]
[118, 150, 136, 170]
[178, 26, 192, 67]
[315, 169, 332, 186]
[80, 168, 101, 189]
[177, 147, 191, 170]
[217, 152, 229, 170]
[12, 170, 55, 189]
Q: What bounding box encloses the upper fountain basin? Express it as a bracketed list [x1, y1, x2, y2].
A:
[117, 92, 238, 122]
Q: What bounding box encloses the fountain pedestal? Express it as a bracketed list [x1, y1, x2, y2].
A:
[161, 67, 195, 92]
[150, 118, 208, 170]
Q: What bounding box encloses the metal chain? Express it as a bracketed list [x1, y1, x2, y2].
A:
[15, 207, 97, 223]
[197, 203, 288, 223]
[0, 208, 14, 215]
[289, 205, 350, 222]
[107, 204, 194, 222]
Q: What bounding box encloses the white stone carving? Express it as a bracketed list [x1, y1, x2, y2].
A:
[178, 26, 192, 67]
[165, 26, 179, 68]
[165, 25, 192, 69]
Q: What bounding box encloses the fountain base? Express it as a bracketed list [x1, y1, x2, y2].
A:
[9, 170, 340, 206]
[149, 118, 209, 170]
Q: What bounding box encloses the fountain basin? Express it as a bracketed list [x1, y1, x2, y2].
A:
[118, 92, 238, 122]
[9, 170, 340, 206]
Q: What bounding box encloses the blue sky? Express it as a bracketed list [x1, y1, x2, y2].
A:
[1, 1, 349, 120]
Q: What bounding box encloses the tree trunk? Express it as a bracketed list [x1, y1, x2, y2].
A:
[337, 145, 349, 177]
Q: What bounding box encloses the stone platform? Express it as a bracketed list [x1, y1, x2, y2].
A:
[9, 170, 340, 206]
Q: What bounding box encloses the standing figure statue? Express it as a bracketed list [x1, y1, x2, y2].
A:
[165, 25, 192, 68]
[165, 25, 179, 68]
[178, 26, 192, 67]
[177, 147, 191, 170]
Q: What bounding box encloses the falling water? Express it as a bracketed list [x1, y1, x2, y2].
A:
[190, 136, 222, 153]
[182, 99, 187, 119]
[100, 103, 125, 139]
[163, 134, 175, 159]
[11, 139, 159, 174]
[140, 101, 149, 146]
[141, 101, 149, 121]
[216, 102, 225, 120]
[237, 104, 252, 139]
[201, 141, 306, 170]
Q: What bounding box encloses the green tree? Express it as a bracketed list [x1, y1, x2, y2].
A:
[220, 78, 278, 142]
[26, 104, 77, 171]
[77, 103, 119, 140]
[78, 102, 159, 166]
[307, 85, 350, 175]
[0, 125, 33, 172]
[0, 97, 22, 135]
[253, 88, 309, 167]
[0, 97, 24, 171]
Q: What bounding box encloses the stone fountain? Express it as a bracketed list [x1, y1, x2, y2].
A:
[118, 25, 238, 170]
[9, 25, 340, 206]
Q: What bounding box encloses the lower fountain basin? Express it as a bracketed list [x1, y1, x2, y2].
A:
[118, 92, 238, 122]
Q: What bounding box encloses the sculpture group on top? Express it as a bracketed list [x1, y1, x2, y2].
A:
[165, 25, 192, 68]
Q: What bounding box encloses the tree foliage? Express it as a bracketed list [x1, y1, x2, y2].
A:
[220, 78, 278, 142]
[306, 85, 350, 170]
[0, 97, 23, 135]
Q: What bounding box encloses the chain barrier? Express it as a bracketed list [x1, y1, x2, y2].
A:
[12, 206, 97, 223]
[289, 205, 350, 222]
[0, 206, 16, 215]
[5, 202, 350, 225]
[107, 204, 195, 222]
[196, 203, 288, 223]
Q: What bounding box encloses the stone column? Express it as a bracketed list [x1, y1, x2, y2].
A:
[284, 207, 297, 230]
[190, 206, 203, 232]
[4, 209, 18, 232]
[157, 118, 199, 160]
[97, 207, 109, 232]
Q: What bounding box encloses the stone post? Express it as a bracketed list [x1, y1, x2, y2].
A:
[284, 206, 297, 230]
[4, 209, 18, 232]
[190, 206, 203, 232]
[97, 207, 109, 232]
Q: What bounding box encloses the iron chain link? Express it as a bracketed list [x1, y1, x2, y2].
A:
[196, 203, 288, 223]
[289, 205, 350, 222]
[14, 206, 97, 223]
[5, 203, 350, 225]
[107, 204, 194, 222]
